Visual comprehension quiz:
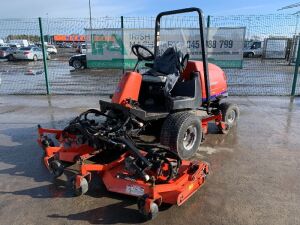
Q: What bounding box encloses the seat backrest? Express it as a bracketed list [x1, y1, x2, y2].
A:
[152, 47, 182, 75]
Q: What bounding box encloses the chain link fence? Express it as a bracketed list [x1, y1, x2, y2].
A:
[210, 14, 299, 96]
[0, 14, 299, 96]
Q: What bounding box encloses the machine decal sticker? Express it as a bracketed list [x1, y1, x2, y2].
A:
[126, 185, 144, 196]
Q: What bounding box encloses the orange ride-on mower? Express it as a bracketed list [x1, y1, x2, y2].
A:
[37, 8, 239, 220]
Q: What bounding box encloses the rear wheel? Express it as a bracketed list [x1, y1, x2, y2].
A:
[160, 112, 202, 159]
[72, 59, 82, 69]
[218, 102, 239, 134]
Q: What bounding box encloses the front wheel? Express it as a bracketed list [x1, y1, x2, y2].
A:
[218, 102, 239, 134]
[137, 195, 159, 220]
[49, 160, 64, 178]
[160, 112, 202, 159]
[72, 59, 82, 69]
[70, 176, 88, 196]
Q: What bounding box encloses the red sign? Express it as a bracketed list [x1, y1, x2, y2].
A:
[53, 35, 85, 42]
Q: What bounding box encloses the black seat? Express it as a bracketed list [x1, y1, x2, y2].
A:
[145, 48, 182, 75]
[139, 48, 200, 112]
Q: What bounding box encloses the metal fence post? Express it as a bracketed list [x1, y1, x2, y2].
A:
[38, 17, 50, 95]
[121, 16, 125, 73]
[207, 15, 211, 28]
[291, 38, 300, 96]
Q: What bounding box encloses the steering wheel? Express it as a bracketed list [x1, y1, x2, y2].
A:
[131, 44, 155, 61]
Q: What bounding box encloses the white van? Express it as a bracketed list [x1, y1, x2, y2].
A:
[9, 40, 29, 47]
[243, 41, 263, 57]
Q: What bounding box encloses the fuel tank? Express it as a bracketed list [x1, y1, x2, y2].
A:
[182, 61, 228, 101]
[111, 71, 142, 106]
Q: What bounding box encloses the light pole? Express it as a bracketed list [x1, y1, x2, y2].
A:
[89, 0, 92, 29]
[46, 13, 50, 44]
[293, 11, 300, 35]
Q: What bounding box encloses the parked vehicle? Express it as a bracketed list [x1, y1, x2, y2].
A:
[0, 43, 9, 47]
[57, 42, 65, 48]
[0, 46, 16, 61]
[76, 43, 87, 54]
[0, 40, 8, 47]
[9, 39, 29, 47]
[57, 42, 72, 48]
[47, 45, 58, 54]
[72, 42, 81, 48]
[65, 43, 72, 48]
[9, 43, 21, 48]
[13, 46, 50, 61]
[69, 54, 87, 69]
[243, 41, 263, 57]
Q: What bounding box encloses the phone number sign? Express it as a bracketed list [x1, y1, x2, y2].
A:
[86, 27, 245, 69]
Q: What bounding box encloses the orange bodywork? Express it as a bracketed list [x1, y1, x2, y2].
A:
[111, 61, 226, 106]
[76, 157, 208, 206]
[183, 61, 228, 100]
[37, 127, 95, 170]
[111, 71, 142, 106]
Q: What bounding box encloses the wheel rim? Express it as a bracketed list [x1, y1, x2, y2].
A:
[73, 60, 81, 69]
[183, 125, 197, 151]
[227, 110, 236, 124]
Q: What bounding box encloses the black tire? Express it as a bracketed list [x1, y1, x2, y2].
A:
[137, 196, 159, 220]
[218, 102, 239, 134]
[248, 52, 254, 58]
[70, 176, 88, 196]
[33, 55, 38, 61]
[49, 160, 64, 178]
[72, 59, 82, 69]
[7, 54, 14, 61]
[41, 138, 55, 149]
[160, 112, 202, 159]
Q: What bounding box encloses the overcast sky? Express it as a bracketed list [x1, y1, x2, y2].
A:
[0, 0, 299, 18]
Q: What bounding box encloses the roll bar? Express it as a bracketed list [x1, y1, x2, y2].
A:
[154, 7, 211, 103]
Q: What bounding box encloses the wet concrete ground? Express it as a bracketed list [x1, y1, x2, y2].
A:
[0, 95, 300, 225]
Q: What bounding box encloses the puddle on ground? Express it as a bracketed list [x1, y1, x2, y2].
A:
[0, 133, 22, 147]
[197, 146, 233, 156]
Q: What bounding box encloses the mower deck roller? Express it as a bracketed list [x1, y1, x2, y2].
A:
[37, 7, 239, 220]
